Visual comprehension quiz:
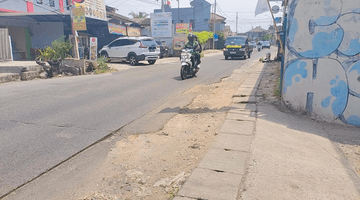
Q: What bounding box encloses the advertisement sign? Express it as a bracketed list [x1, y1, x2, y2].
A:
[173, 33, 187, 50]
[150, 12, 172, 38]
[127, 26, 141, 37]
[75, 0, 107, 21]
[176, 23, 189, 33]
[89, 37, 98, 61]
[73, 7, 87, 31]
[108, 23, 127, 35]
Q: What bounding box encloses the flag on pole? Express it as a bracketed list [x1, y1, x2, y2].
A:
[255, 0, 270, 16]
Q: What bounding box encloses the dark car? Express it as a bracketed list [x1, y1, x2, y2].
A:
[262, 41, 271, 49]
[156, 40, 169, 58]
[223, 36, 253, 60]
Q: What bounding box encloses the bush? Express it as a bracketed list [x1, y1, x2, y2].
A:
[94, 56, 110, 74]
[38, 36, 72, 61]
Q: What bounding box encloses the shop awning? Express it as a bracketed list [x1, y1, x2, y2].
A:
[0, 12, 71, 22]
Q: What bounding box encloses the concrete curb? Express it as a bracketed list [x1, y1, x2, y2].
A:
[175, 62, 266, 200]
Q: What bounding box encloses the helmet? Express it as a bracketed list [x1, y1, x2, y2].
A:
[188, 33, 195, 42]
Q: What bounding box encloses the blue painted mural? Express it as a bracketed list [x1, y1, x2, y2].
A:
[284, 0, 360, 127]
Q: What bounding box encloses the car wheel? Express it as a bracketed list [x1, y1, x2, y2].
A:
[101, 51, 109, 62]
[148, 60, 156, 65]
[225, 56, 228, 60]
[129, 55, 138, 66]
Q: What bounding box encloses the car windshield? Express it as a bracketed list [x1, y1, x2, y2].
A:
[263, 41, 270, 45]
[141, 39, 157, 47]
[225, 37, 246, 46]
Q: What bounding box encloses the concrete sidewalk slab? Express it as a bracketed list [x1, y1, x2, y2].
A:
[226, 112, 256, 121]
[233, 88, 257, 96]
[230, 103, 257, 112]
[241, 105, 360, 199]
[232, 96, 256, 104]
[211, 133, 253, 152]
[178, 168, 242, 200]
[220, 120, 255, 135]
[198, 148, 248, 174]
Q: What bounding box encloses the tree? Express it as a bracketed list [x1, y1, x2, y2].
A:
[193, 31, 214, 46]
[128, 11, 149, 18]
[262, 34, 273, 41]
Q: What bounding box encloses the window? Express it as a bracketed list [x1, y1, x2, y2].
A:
[49, 0, 55, 7]
[122, 39, 137, 46]
[110, 40, 124, 47]
[180, 20, 184, 23]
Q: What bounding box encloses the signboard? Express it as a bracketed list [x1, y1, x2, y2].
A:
[73, 7, 87, 31]
[127, 26, 141, 37]
[272, 5, 280, 14]
[75, 0, 107, 21]
[150, 12, 172, 38]
[176, 23, 189, 33]
[173, 33, 187, 50]
[89, 37, 97, 61]
[108, 23, 127, 35]
[274, 17, 282, 23]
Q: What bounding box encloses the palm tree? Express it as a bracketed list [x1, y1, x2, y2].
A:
[128, 11, 149, 18]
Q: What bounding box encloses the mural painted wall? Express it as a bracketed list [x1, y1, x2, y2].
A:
[284, 0, 360, 127]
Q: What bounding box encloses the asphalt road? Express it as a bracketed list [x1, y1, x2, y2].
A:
[0, 49, 268, 197]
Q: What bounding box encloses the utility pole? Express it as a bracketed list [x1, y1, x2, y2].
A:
[212, 0, 216, 49]
[236, 12, 238, 34]
[178, 0, 180, 23]
[161, 0, 165, 12]
[69, 0, 79, 59]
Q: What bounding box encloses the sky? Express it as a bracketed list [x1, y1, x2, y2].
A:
[104, 0, 284, 33]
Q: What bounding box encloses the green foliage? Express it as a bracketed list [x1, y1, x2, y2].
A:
[274, 77, 281, 99]
[94, 56, 110, 74]
[216, 31, 225, 42]
[129, 11, 149, 18]
[38, 35, 72, 61]
[262, 34, 273, 41]
[193, 31, 214, 45]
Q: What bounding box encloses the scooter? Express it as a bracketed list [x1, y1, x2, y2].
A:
[257, 45, 261, 52]
[180, 49, 200, 80]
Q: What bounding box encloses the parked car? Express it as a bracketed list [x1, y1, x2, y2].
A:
[156, 40, 169, 58]
[223, 36, 253, 60]
[99, 37, 160, 66]
[262, 41, 271, 49]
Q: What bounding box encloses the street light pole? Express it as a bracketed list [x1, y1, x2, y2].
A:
[178, 0, 180, 23]
[212, 0, 216, 49]
[161, 0, 165, 12]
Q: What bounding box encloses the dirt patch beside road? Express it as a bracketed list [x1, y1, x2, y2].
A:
[77, 60, 256, 200]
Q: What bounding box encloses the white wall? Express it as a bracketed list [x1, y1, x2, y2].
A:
[284, 0, 360, 127]
[31, 22, 64, 49]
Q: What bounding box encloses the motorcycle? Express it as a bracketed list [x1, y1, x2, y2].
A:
[180, 48, 200, 80]
[257, 45, 261, 52]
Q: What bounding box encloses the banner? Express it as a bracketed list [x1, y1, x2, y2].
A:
[73, 7, 87, 31]
[127, 26, 141, 37]
[255, 0, 270, 16]
[173, 33, 187, 50]
[89, 37, 97, 61]
[108, 23, 127, 35]
[75, 0, 107, 21]
[176, 23, 189, 33]
[150, 12, 172, 38]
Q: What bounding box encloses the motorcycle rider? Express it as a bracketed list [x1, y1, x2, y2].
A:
[184, 32, 201, 68]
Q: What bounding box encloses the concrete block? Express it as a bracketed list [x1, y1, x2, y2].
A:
[0, 73, 21, 84]
[198, 148, 248, 174]
[233, 88, 257, 96]
[226, 111, 256, 121]
[178, 168, 242, 200]
[21, 71, 40, 81]
[230, 103, 257, 112]
[23, 65, 43, 72]
[232, 96, 256, 104]
[220, 120, 255, 135]
[211, 133, 253, 152]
